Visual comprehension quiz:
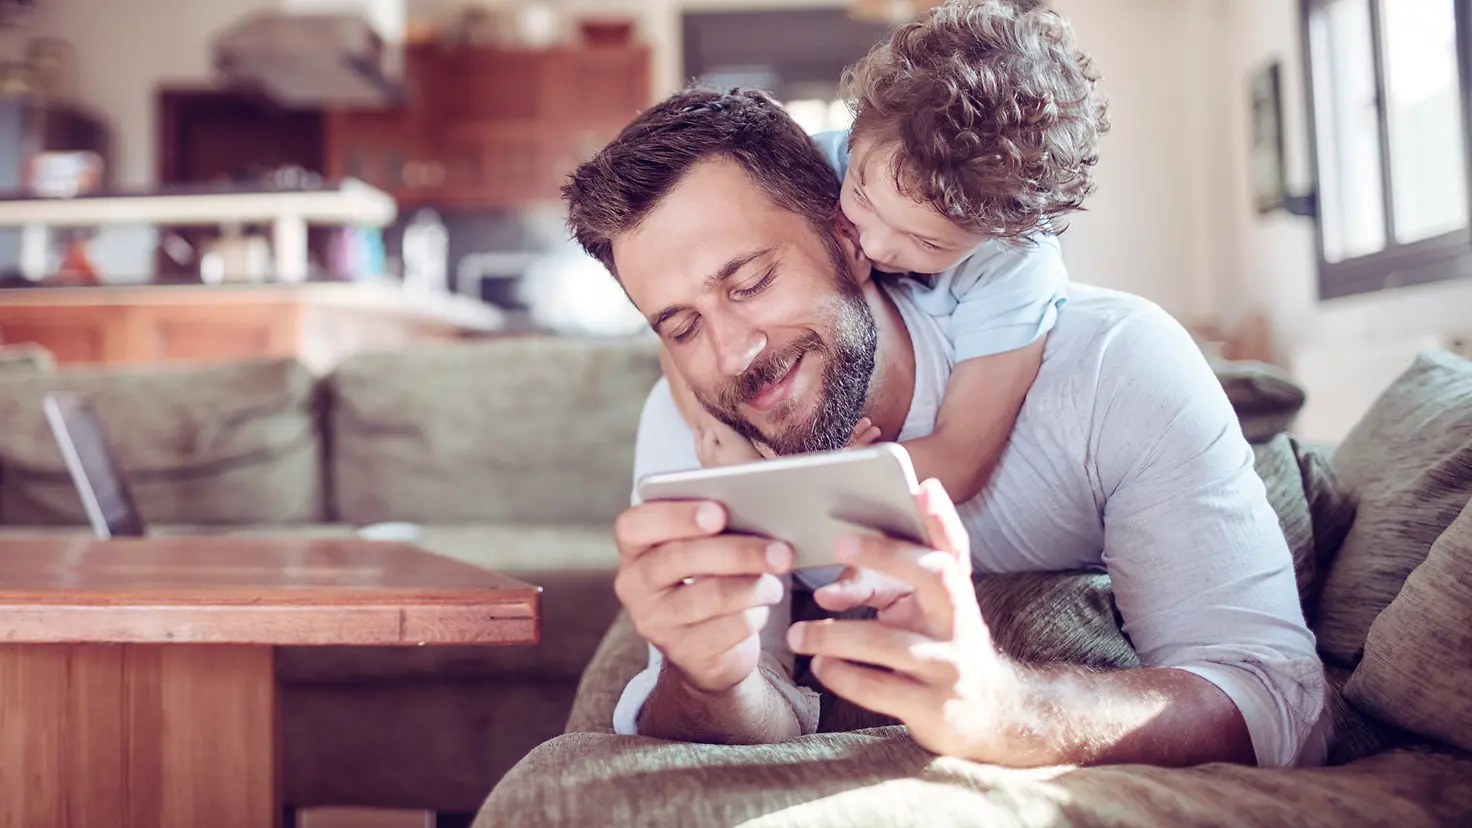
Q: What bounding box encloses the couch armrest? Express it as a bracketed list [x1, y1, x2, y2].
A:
[564, 610, 647, 735]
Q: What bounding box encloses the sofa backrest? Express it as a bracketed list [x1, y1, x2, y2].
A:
[0, 357, 323, 526]
[326, 335, 661, 526]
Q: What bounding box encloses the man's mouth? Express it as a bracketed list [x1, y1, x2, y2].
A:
[745, 351, 807, 412]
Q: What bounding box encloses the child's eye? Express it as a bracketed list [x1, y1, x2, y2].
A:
[915, 238, 941, 252]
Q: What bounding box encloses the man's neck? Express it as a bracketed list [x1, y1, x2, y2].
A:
[860, 277, 915, 443]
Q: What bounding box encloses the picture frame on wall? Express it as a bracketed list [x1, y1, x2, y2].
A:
[1250, 61, 1287, 215]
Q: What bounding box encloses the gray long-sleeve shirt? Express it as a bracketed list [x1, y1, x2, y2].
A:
[615, 283, 1327, 768]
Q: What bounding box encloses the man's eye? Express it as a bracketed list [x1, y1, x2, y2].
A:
[733, 268, 776, 299]
[670, 319, 699, 344]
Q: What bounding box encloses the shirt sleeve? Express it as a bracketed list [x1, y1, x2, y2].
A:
[1088, 306, 1327, 768]
[942, 234, 1069, 363]
[610, 378, 821, 736]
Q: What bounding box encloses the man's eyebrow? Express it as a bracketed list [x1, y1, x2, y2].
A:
[648, 247, 776, 331]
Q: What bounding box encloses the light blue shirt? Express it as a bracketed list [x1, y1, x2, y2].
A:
[812, 128, 1069, 362]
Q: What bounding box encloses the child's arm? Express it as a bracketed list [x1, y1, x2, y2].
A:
[899, 338, 1045, 503]
[659, 346, 764, 467]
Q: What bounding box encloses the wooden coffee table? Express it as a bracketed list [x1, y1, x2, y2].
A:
[0, 536, 539, 828]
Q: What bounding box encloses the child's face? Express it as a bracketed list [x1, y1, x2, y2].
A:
[839, 135, 988, 275]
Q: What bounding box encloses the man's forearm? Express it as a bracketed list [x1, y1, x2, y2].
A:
[637, 663, 802, 745]
[1004, 666, 1255, 768]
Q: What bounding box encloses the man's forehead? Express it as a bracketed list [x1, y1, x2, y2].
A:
[612, 159, 795, 307]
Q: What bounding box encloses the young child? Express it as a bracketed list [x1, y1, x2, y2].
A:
[665, 0, 1109, 504]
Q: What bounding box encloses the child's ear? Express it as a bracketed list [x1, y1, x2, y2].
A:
[831, 209, 872, 285]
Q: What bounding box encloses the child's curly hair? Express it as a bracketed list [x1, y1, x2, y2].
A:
[843, 0, 1110, 242]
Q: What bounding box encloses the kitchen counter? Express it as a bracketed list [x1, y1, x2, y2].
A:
[0, 282, 509, 372]
[0, 179, 396, 284]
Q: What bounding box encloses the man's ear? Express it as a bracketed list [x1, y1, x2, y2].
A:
[831, 209, 872, 285]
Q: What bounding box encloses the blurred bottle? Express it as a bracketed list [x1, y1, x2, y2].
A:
[401, 208, 448, 293]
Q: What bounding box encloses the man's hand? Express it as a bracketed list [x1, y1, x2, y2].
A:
[787, 479, 1039, 764]
[614, 499, 793, 694]
[789, 480, 1259, 769]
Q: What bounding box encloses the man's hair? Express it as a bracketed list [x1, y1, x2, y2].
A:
[843, 0, 1110, 242]
[563, 87, 841, 276]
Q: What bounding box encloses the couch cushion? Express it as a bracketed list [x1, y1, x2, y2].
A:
[1346, 496, 1472, 753]
[0, 343, 55, 376]
[1215, 359, 1307, 443]
[1253, 434, 1357, 626]
[475, 731, 1472, 828]
[328, 337, 661, 525]
[1316, 351, 1472, 667]
[0, 358, 324, 525]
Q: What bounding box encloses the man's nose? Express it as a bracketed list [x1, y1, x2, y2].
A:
[709, 320, 767, 377]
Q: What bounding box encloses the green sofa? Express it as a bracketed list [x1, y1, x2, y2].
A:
[472, 351, 1472, 827]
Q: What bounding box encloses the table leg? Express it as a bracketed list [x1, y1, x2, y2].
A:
[0, 644, 278, 828]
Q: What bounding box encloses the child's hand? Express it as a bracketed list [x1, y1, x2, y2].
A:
[695, 417, 763, 468]
[847, 417, 882, 449]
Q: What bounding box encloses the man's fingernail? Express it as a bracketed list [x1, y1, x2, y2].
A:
[835, 534, 859, 561]
[766, 541, 791, 568]
[696, 503, 723, 533]
[787, 623, 806, 651]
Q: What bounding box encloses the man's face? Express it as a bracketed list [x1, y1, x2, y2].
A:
[839, 134, 989, 276]
[613, 159, 877, 456]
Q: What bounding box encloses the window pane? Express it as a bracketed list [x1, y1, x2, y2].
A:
[1311, 0, 1387, 262]
[1382, 0, 1468, 243]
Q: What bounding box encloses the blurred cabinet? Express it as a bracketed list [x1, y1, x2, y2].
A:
[324, 43, 650, 208]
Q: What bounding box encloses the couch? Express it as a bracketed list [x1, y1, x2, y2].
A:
[0, 336, 663, 818]
[472, 350, 1472, 827]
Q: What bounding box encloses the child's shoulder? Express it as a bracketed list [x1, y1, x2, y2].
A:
[923, 233, 1068, 299]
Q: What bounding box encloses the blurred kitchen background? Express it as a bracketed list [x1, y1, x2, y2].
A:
[0, 0, 1469, 441]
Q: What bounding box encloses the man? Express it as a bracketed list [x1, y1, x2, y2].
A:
[564, 87, 1326, 769]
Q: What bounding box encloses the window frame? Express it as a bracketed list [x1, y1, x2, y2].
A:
[1300, 0, 1472, 299]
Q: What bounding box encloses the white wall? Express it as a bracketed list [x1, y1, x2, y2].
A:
[1216, 0, 1472, 441]
[1047, 0, 1222, 319]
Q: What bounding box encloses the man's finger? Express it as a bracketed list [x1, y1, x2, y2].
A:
[664, 605, 770, 668]
[916, 478, 971, 572]
[813, 566, 911, 613]
[614, 500, 727, 558]
[787, 618, 935, 676]
[809, 655, 930, 724]
[641, 535, 791, 591]
[812, 567, 875, 613]
[665, 573, 785, 628]
[835, 533, 965, 636]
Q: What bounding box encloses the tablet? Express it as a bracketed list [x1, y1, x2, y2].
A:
[42, 391, 147, 539]
[634, 443, 928, 571]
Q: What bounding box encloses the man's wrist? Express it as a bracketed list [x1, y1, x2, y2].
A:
[970, 658, 1067, 767]
[641, 664, 798, 745]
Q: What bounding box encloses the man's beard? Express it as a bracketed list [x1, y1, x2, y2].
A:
[695, 232, 878, 456]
